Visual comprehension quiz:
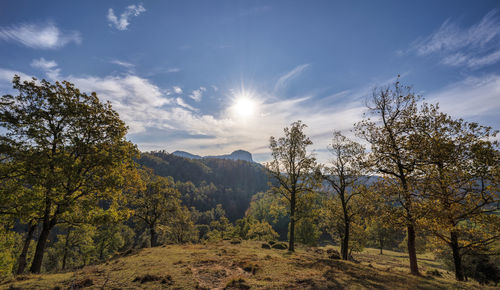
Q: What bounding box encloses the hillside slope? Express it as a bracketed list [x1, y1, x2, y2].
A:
[137, 151, 270, 221]
[1, 241, 491, 289]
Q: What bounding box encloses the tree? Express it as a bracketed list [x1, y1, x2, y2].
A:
[247, 221, 279, 241]
[165, 206, 197, 243]
[322, 131, 366, 260]
[355, 78, 423, 275]
[128, 170, 181, 247]
[0, 76, 137, 273]
[266, 121, 318, 251]
[414, 104, 500, 281]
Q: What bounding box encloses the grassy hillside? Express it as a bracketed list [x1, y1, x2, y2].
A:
[1, 241, 493, 289]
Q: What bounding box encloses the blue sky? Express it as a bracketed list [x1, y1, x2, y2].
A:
[0, 0, 499, 162]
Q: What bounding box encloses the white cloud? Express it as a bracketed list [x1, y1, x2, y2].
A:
[111, 60, 135, 68]
[189, 86, 206, 102]
[413, 9, 500, 68]
[274, 63, 310, 90]
[176, 97, 197, 111]
[173, 86, 183, 94]
[31, 58, 60, 80]
[107, 3, 146, 31]
[0, 22, 81, 49]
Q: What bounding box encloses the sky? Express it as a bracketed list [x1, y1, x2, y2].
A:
[0, 0, 499, 163]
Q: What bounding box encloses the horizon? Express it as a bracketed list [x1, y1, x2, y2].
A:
[1, 0, 499, 163]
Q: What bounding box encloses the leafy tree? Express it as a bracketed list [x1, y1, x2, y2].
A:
[247, 220, 279, 241]
[266, 121, 318, 251]
[295, 217, 321, 246]
[0, 76, 137, 273]
[209, 216, 234, 240]
[321, 131, 366, 260]
[355, 78, 423, 275]
[128, 170, 181, 247]
[414, 104, 500, 281]
[246, 192, 289, 240]
[164, 206, 197, 243]
[0, 229, 21, 281]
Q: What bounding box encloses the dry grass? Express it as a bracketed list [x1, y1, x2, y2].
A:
[0, 241, 494, 289]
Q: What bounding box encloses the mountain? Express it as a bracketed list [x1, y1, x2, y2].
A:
[171, 150, 202, 159]
[172, 149, 254, 163]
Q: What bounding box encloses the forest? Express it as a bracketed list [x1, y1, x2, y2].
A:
[0, 75, 499, 287]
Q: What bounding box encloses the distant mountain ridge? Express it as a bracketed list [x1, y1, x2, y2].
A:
[172, 149, 254, 163]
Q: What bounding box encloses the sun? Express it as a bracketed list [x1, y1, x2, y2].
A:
[233, 97, 256, 118]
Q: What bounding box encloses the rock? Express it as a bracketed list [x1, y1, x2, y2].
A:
[327, 248, 341, 259]
[271, 243, 288, 250]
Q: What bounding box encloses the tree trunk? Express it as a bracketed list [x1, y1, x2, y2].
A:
[99, 239, 106, 260]
[288, 193, 296, 252]
[450, 231, 464, 281]
[16, 222, 36, 275]
[150, 225, 158, 247]
[341, 220, 350, 260]
[30, 217, 56, 273]
[407, 223, 419, 275]
[379, 235, 384, 255]
[61, 228, 71, 270]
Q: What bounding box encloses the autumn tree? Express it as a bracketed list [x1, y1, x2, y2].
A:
[266, 121, 318, 251]
[414, 104, 500, 281]
[355, 79, 423, 275]
[321, 131, 366, 260]
[0, 76, 137, 273]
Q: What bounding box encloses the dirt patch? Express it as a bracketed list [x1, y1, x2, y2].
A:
[191, 259, 249, 289]
[132, 274, 173, 285]
[68, 278, 93, 289]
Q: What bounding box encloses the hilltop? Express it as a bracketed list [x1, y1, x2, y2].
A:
[172, 150, 255, 163]
[1, 241, 491, 289]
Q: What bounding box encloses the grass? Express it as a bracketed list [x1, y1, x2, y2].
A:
[1, 240, 495, 289]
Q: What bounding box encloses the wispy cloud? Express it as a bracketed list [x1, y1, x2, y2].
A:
[31, 58, 60, 80]
[176, 97, 197, 111]
[412, 9, 500, 68]
[166, 67, 181, 73]
[189, 86, 206, 102]
[111, 60, 135, 68]
[107, 3, 146, 31]
[0, 22, 81, 49]
[428, 73, 500, 118]
[274, 63, 310, 91]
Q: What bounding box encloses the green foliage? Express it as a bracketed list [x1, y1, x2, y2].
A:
[294, 218, 321, 246]
[0, 76, 138, 273]
[0, 230, 21, 281]
[247, 221, 279, 241]
[163, 206, 197, 243]
[267, 121, 319, 251]
[128, 169, 181, 247]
